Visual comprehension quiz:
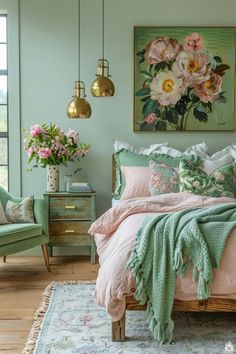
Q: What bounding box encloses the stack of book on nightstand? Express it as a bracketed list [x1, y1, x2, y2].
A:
[69, 182, 93, 193]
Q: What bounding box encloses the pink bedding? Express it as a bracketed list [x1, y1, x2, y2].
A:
[89, 193, 236, 321]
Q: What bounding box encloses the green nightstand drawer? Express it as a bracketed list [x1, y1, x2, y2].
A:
[49, 234, 91, 247]
[50, 197, 92, 220]
[49, 220, 91, 237]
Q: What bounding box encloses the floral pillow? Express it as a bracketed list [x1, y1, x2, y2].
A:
[149, 160, 179, 195]
[5, 196, 35, 223]
[179, 158, 236, 198]
[0, 202, 9, 225]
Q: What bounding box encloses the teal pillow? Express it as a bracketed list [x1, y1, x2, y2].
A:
[113, 150, 200, 199]
[179, 158, 236, 198]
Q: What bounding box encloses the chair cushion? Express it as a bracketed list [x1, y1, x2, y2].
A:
[0, 223, 43, 246]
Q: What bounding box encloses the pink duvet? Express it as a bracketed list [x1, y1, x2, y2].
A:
[89, 193, 236, 321]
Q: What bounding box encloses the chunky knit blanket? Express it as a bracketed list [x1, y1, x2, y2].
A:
[127, 204, 236, 344]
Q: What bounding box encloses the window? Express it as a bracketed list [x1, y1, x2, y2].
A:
[0, 14, 8, 190]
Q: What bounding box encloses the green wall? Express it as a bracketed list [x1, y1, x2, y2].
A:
[3, 0, 236, 217]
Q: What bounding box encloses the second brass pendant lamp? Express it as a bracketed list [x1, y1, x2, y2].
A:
[91, 0, 115, 97]
[67, 0, 91, 118]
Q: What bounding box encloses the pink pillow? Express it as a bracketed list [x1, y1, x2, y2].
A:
[120, 166, 151, 200]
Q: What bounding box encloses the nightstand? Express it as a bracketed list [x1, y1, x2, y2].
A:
[44, 191, 96, 264]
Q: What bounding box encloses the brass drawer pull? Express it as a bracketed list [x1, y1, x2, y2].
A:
[65, 229, 75, 233]
[65, 205, 76, 209]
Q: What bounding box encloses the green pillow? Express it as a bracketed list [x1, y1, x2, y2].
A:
[179, 158, 236, 198]
[113, 150, 200, 199]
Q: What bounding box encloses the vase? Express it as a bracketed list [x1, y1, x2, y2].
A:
[47, 165, 59, 192]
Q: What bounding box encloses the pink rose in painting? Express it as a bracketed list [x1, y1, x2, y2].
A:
[150, 70, 185, 106]
[30, 124, 43, 137]
[144, 36, 180, 64]
[194, 73, 222, 103]
[173, 50, 211, 87]
[184, 33, 203, 51]
[145, 113, 157, 124]
[38, 147, 52, 159]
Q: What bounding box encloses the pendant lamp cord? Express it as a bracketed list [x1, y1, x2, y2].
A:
[102, 0, 104, 59]
[78, 0, 80, 80]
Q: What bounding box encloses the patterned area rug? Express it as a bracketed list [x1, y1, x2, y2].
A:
[23, 281, 236, 354]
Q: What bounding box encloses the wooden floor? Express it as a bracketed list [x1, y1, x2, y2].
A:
[0, 255, 99, 354]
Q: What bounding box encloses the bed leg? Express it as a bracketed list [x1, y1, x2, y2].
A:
[112, 312, 126, 341]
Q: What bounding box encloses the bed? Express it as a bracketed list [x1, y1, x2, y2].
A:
[89, 144, 236, 342]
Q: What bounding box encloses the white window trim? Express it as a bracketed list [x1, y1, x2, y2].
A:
[0, 0, 21, 195]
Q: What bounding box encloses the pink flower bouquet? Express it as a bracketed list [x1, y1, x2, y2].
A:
[136, 32, 230, 131]
[23, 124, 90, 169]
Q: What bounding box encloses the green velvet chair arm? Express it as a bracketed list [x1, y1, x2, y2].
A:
[0, 187, 23, 209]
[33, 198, 49, 239]
[0, 186, 49, 240]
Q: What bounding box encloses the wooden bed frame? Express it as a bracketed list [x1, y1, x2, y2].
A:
[111, 156, 236, 342]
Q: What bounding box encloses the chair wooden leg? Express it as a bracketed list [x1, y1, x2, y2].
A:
[41, 244, 50, 272]
[3, 256, 6, 263]
[112, 312, 126, 341]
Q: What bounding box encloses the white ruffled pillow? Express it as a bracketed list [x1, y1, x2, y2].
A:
[152, 142, 208, 158]
[191, 145, 236, 173]
[113, 140, 208, 157]
[113, 140, 169, 155]
[202, 154, 233, 173]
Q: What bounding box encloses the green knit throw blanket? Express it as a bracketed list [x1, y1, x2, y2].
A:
[127, 204, 236, 344]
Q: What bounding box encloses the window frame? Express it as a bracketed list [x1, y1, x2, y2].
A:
[0, 14, 9, 190]
[0, 1, 21, 196]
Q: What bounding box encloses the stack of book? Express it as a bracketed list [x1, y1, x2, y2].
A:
[69, 182, 93, 193]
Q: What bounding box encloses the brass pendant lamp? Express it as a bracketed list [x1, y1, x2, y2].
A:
[91, 0, 115, 97]
[67, 0, 91, 118]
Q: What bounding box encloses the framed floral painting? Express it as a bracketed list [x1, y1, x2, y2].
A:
[134, 27, 236, 131]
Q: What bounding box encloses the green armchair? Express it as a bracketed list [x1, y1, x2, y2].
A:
[0, 187, 50, 271]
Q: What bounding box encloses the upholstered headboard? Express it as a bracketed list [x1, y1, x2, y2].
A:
[112, 155, 116, 193]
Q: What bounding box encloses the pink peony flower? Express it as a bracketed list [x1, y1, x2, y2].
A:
[66, 129, 80, 144]
[194, 73, 222, 103]
[145, 113, 157, 124]
[150, 70, 185, 106]
[27, 147, 35, 156]
[173, 51, 211, 87]
[30, 124, 43, 137]
[38, 147, 52, 159]
[144, 36, 180, 64]
[184, 33, 203, 51]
